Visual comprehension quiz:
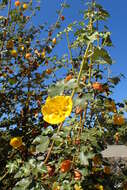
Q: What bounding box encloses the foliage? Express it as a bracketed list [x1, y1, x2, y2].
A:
[0, 0, 127, 190]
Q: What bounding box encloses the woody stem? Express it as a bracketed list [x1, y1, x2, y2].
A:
[44, 122, 63, 164]
[71, 42, 91, 99]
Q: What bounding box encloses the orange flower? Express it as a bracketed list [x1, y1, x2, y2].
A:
[64, 74, 73, 83]
[10, 137, 22, 149]
[74, 169, 82, 180]
[52, 38, 57, 45]
[104, 166, 111, 174]
[25, 53, 31, 59]
[15, 1, 20, 7]
[60, 160, 71, 173]
[92, 82, 103, 92]
[113, 114, 125, 125]
[61, 15, 65, 21]
[46, 69, 52, 75]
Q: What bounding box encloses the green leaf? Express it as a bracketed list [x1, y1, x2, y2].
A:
[8, 78, 17, 85]
[48, 80, 65, 97]
[12, 187, 22, 190]
[48, 79, 78, 97]
[6, 161, 19, 173]
[73, 94, 92, 108]
[81, 168, 89, 176]
[14, 170, 23, 178]
[61, 3, 70, 8]
[88, 32, 98, 43]
[32, 136, 42, 144]
[93, 47, 112, 64]
[79, 151, 89, 166]
[52, 133, 63, 144]
[13, 177, 32, 190]
[64, 79, 78, 89]
[108, 77, 120, 85]
[0, 0, 8, 6]
[31, 184, 45, 190]
[36, 136, 49, 153]
[29, 158, 36, 168]
[38, 164, 47, 173]
[101, 32, 113, 47]
[95, 3, 110, 20]
[14, 162, 32, 179]
[30, 162, 45, 177]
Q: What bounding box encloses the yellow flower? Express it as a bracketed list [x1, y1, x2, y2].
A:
[10, 137, 22, 149]
[95, 184, 104, 190]
[52, 182, 60, 190]
[23, 3, 28, 10]
[41, 96, 72, 124]
[11, 49, 17, 57]
[74, 184, 83, 190]
[113, 114, 125, 125]
[19, 45, 25, 51]
[41, 50, 46, 58]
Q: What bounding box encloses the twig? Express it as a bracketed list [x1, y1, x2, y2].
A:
[0, 0, 11, 51]
[0, 171, 8, 182]
[77, 42, 91, 85]
[44, 122, 63, 164]
[88, 16, 93, 84]
[66, 31, 75, 74]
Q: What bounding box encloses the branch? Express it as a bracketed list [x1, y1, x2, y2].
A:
[66, 31, 75, 74]
[0, 0, 11, 51]
[44, 122, 63, 164]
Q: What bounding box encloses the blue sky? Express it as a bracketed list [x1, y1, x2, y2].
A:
[36, 0, 127, 102]
[1, 0, 127, 102]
